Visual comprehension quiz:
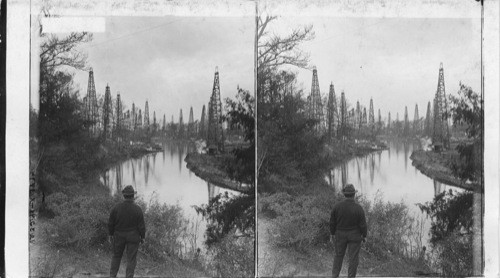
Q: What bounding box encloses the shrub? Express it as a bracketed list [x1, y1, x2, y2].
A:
[42, 192, 191, 262]
[43, 193, 118, 249]
[360, 192, 417, 259]
[205, 230, 254, 278]
[261, 191, 338, 251]
[138, 197, 190, 261]
[261, 190, 423, 259]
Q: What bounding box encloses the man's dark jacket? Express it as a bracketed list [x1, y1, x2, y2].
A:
[330, 198, 367, 237]
[108, 199, 146, 239]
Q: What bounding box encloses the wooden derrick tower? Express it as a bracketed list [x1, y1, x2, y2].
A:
[85, 68, 99, 136]
[178, 109, 184, 139]
[102, 84, 113, 139]
[308, 66, 324, 133]
[199, 104, 207, 139]
[369, 98, 375, 128]
[188, 106, 195, 138]
[144, 101, 150, 131]
[432, 63, 450, 148]
[413, 104, 420, 134]
[207, 67, 224, 153]
[326, 83, 338, 139]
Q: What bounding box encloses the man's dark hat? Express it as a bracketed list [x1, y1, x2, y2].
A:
[342, 184, 357, 194]
[122, 185, 136, 196]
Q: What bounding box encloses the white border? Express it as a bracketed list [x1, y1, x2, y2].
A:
[5, 0, 499, 277]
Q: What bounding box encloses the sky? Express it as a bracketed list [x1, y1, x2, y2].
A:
[67, 16, 254, 122]
[268, 15, 482, 121]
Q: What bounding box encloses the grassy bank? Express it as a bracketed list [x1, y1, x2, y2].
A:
[30, 140, 210, 277]
[185, 152, 251, 193]
[410, 149, 479, 191]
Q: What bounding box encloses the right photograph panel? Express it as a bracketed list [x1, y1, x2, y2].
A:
[257, 3, 484, 277]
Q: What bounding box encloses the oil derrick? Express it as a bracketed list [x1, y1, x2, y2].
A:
[131, 103, 136, 131]
[102, 84, 113, 140]
[349, 109, 356, 128]
[188, 106, 195, 138]
[199, 104, 207, 139]
[355, 101, 361, 130]
[378, 109, 382, 132]
[124, 110, 130, 130]
[396, 112, 400, 135]
[362, 108, 367, 127]
[432, 63, 450, 147]
[85, 68, 99, 136]
[114, 93, 123, 139]
[425, 101, 432, 136]
[403, 106, 410, 136]
[162, 114, 166, 135]
[138, 109, 142, 127]
[153, 111, 157, 133]
[207, 67, 224, 152]
[178, 109, 185, 139]
[144, 101, 150, 132]
[339, 91, 348, 139]
[369, 98, 375, 130]
[308, 66, 324, 133]
[413, 104, 420, 135]
[326, 83, 338, 139]
[387, 112, 391, 134]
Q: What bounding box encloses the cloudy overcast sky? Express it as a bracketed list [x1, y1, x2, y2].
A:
[71, 15, 254, 122]
[268, 15, 481, 120]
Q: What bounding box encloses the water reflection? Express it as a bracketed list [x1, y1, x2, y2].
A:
[327, 140, 463, 220]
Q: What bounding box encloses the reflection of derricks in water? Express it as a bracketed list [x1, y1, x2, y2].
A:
[207, 67, 225, 155]
[431, 63, 451, 152]
[207, 182, 221, 200]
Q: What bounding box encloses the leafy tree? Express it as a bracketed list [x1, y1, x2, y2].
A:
[35, 27, 94, 197]
[223, 87, 255, 185]
[194, 192, 254, 246]
[418, 190, 474, 276]
[449, 84, 483, 183]
[257, 13, 332, 193]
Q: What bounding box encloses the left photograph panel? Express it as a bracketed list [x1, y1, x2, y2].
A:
[29, 4, 255, 277]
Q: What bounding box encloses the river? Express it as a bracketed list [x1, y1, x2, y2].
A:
[101, 140, 238, 251]
[327, 139, 464, 246]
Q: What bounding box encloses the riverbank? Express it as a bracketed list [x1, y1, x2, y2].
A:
[30, 140, 210, 277]
[326, 139, 388, 165]
[410, 149, 479, 191]
[185, 152, 251, 194]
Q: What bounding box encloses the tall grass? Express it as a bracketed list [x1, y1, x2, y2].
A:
[41, 192, 201, 262]
[259, 191, 425, 261]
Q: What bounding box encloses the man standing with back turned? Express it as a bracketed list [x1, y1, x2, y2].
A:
[330, 184, 367, 278]
[108, 185, 146, 278]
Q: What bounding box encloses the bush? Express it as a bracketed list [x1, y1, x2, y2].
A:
[205, 230, 254, 278]
[42, 192, 192, 262]
[261, 191, 338, 251]
[261, 190, 423, 259]
[43, 192, 118, 249]
[430, 231, 473, 276]
[360, 192, 418, 259]
[137, 197, 191, 261]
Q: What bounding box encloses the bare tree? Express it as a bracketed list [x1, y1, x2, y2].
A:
[40, 32, 92, 71]
[257, 14, 315, 71]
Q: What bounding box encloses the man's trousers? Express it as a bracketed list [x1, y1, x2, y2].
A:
[332, 229, 362, 278]
[110, 230, 140, 278]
